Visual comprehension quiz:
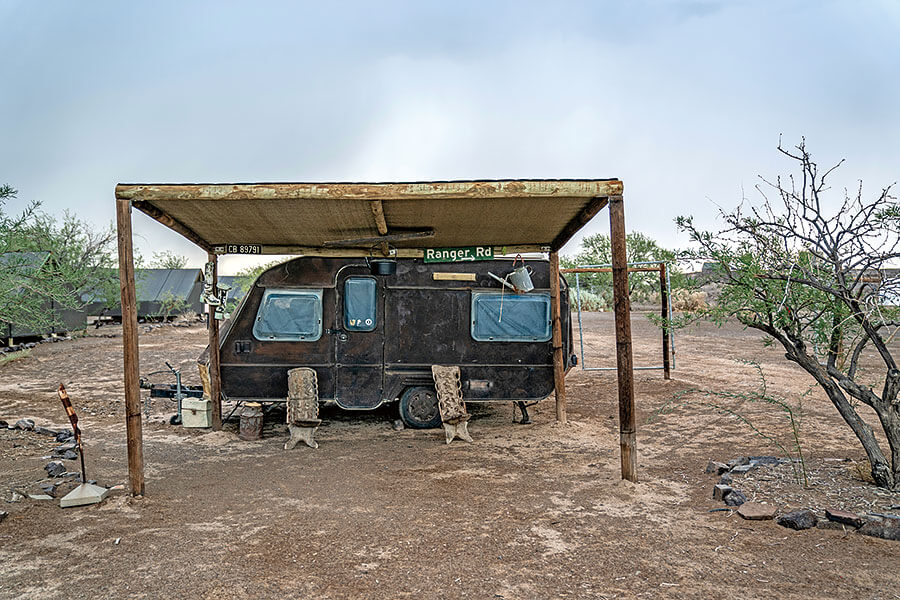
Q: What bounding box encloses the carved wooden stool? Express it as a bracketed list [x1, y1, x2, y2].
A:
[431, 365, 473, 444]
[284, 367, 321, 449]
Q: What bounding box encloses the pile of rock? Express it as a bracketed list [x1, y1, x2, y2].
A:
[705, 456, 900, 541]
[706, 456, 778, 508]
[1, 335, 74, 355]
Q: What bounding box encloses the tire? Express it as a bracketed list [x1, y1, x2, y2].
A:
[399, 386, 441, 429]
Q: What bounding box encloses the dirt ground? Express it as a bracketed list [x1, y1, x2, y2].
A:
[1, 313, 899, 600]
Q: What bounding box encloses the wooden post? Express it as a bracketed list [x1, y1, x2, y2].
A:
[550, 250, 567, 424]
[116, 198, 144, 496]
[208, 252, 222, 430]
[660, 262, 671, 381]
[609, 195, 637, 482]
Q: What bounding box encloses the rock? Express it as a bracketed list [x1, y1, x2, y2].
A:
[817, 520, 850, 531]
[61, 449, 79, 461]
[392, 419, 405, 431]
[749, 456, 781, 466]
[8, 492, 23, 503]
[737, 502, 777, 520]
[28, 494, 54, 501]
[53, 442, 77, 455]
[857, 516, 900, 541]
[776, 509, 818, 530]
[825, 509, 864, 529]
[713, 484, 732, 501]
[45, 461, 66, 478]
[14, 418, 35, 431]
[724, 490, 748, 507]
[55, 430, 73, 442]
[719, 473, 733, 485]
[729, 464, 756, 475]
[0, 420, 7, 429]
[34, 426, 58, 436]
[0, 510, 7, 523]
[727, 456, 750, 468]
[39, 483, 57, 498]
[705, 461, 729, 475]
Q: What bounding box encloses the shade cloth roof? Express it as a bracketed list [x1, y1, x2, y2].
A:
[115, 179, 622, 255]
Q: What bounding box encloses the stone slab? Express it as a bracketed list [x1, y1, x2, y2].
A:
[730, 464, 756, 475]
[825, 509, 864, 529]
[737, 502, 777, 520]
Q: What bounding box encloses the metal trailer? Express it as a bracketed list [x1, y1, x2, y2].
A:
[204, 256, 576, 428]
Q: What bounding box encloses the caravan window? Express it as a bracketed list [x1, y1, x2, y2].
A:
[471, 292, 552, 342]
[344, 277, 377, 331]
[253, 289, 323, 341]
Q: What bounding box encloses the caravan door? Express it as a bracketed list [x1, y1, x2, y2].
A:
[333, 274, 385, 409]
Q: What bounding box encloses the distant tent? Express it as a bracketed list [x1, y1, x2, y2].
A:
[1, 251, 87, 340]
[83, 268, 204, 319]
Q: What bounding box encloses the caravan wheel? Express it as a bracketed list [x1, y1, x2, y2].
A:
[399, 386, 441, 429]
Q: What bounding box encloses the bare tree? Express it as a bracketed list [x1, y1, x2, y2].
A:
[678, 139, 900, 489]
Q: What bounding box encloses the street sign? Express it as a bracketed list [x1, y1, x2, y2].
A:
[424, 246, 493, 263]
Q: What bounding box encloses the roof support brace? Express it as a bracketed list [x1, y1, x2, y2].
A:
[609, 195, 638, 482]
[550, 250, 567, 424]
[116, 197, 144, 496]
[207, 252, 222, 430]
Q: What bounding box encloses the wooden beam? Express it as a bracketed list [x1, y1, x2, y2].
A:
[323, 229, 435, 247]
[661, 262, 671, 381]
[550, 251, 567, 424]
[551, 196, 609, 251]
[370, 200, 389, 235]
[370, 200, 391, 256]
[208, 252, 222, 430]
[609, 195, 637, 482]
[131, 200, 213, 252]
[116, 197, 144, 496]
[115, 180, 625, 203]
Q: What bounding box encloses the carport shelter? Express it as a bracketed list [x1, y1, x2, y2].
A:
[114, 180, 637, 495]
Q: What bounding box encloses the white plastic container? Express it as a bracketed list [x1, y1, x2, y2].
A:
[181, 398, 211, 428]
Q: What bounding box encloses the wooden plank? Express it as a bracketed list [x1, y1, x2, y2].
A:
[208, 252, 222, 430]
[323, 229, 435, 247]
[116, 198, 144, 496]
[609, 195, 637, 482]
[115, 180, 624, 202]
[131, 201, 213, 252]
[432, 273, 477, 281]
[551, 196, 609, 251]
[550, 251, 567, 424]
[661, 262, 671, 380]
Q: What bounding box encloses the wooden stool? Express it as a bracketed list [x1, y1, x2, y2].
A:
[284, 368, 321, 449]
[431, 365, 473, 444]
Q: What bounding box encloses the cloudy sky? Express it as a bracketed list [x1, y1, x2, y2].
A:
[1, 0, 898, 272]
